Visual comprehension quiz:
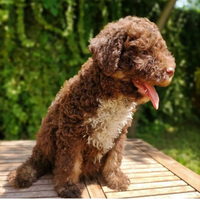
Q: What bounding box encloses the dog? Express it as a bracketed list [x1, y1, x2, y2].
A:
[8, 16, 175, 198]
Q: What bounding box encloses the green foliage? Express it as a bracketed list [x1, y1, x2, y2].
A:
[0, 0, 199, 140]
[195, 68, 200, 95]
[0, 0, 85, 139]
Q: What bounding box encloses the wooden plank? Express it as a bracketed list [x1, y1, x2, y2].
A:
[98, 174, 180, 187]
[130, 175, 180, 185]
[0, 140, 36, 146]
[0, 190, 58, 198]
[123, 151, 147, 156]
[81, 185, 91, 199]
[122, 167, 168, 174]
[103, 180, 187, 193]
[129, 175, 180, 183]
[123, 155, 152, 159]
[84, 178, 106, 198]
[1, 139, 200, 199]
[123, 171, 174, 178]
[0, 153, 31, 158]
[0, 149, 32, 153]
[98, 175, 180, 186]
[0, 163, 24, 171]
[0, 184, 55, 194]
[121, 163, 163, 169]
[0, 159, 30, 164]
[1, 181, 89, 199]
[134, 192, 200, 199]
[121, 160, 157, 166]
[0, 175, 52, 181]
[122, 157, 157, 164]
[0, 185, 89, 199]
[122, 159, 157, 165]
[0, 173, 53, 180]
[0, 147, 32, 152]
[131, 139, 200, 192]
[0, 179, 55, 187]
[105, 185, 195, 198]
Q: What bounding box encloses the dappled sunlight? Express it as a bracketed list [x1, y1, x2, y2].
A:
[136, 123, 200, 175]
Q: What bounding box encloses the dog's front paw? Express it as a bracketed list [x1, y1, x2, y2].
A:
[107, 171, 130, 191]
[55, 183, 83, 198]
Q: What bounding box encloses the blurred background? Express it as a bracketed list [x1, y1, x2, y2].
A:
[0, 0, 199, 174]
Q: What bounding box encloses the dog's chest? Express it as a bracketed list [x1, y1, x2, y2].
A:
[85, 97, 136, 155]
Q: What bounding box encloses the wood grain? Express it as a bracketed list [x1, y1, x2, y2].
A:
[0, 139, 200, 199]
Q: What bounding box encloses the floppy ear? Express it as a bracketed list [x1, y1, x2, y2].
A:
[89, 24, 126, 76]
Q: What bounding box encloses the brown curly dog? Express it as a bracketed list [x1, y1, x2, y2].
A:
[8, 16, 175, 198]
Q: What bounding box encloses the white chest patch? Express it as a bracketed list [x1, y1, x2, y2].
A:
[85, 96, 136, 154]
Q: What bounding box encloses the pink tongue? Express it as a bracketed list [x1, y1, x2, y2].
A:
[143, 83, 159, 110]
[133, 81, 159, 110]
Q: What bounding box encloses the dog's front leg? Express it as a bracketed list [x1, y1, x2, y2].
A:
[54, 146, 83, 198]
[102, 132, 130, 191]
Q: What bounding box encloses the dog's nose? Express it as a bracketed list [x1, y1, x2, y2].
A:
[166, 67, 174, 75]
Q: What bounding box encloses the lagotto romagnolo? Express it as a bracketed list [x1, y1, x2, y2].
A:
[8, 16, 176, 198]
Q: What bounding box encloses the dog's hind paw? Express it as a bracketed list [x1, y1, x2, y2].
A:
[8, 168, 37, 188]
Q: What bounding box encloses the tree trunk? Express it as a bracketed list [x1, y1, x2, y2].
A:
[157, 0, 177, 31]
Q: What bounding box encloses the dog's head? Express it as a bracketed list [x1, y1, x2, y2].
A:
[89, 16, 176, 109]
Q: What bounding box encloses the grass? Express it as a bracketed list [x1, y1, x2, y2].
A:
[135, 122, 200, 175]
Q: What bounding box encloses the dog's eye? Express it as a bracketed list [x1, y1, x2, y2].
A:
[141, 50, 148, 55]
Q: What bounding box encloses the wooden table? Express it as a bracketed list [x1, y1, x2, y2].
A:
[0, 139, 200, 198]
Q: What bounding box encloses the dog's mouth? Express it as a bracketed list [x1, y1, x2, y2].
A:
[132, 80, 159, 110]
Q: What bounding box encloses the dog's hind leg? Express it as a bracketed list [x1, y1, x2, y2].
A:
[8, 144, 52, 188]
[8, 114, 57, 188]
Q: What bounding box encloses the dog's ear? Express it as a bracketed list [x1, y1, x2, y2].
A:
[89, 24, 126, 76]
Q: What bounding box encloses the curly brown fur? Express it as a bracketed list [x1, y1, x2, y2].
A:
[8, 16, 175, 198]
